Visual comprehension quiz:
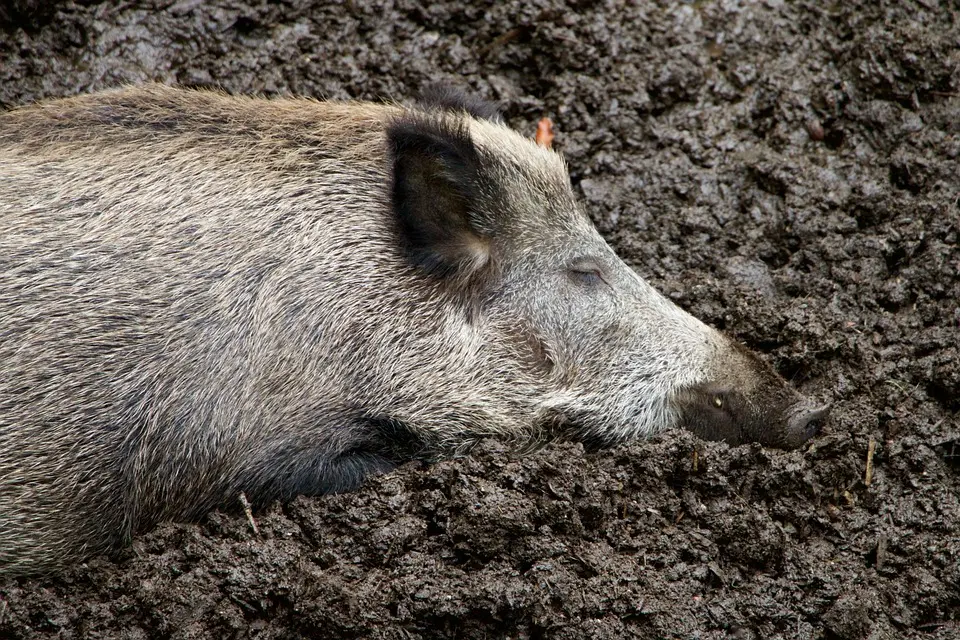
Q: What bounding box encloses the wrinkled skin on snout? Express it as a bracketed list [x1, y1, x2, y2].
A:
[0, 85, 827, 575]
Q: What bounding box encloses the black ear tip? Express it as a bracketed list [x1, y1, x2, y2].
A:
[386, 114, 476, 170]
[416, 84, 502, 122]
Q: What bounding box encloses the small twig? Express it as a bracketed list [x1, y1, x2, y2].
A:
[885, 379, 906, 392]
[0, 598, 7, 626]
[865, 437, 877, 486]
[875, 532, 888, 570]
[228, 593, 259, 613]
[919, 620, 960, 631]
[478, 26, 526, 59]
[691, 448, 699, 472]
[238, 492, 259, 536]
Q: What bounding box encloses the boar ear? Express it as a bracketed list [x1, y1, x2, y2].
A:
[387, 116, 492, 280]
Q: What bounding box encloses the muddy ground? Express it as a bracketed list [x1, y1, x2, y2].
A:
[1, 0, 958, 638]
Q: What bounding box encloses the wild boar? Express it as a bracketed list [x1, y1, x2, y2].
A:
[0, 85, 828, 576]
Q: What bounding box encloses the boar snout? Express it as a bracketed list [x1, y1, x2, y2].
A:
[672, 383, 830, 450]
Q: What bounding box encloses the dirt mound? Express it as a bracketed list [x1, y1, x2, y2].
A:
[1, 1, 958, 638]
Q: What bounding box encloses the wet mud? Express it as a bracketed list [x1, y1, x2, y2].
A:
[1, 1, 958, 638]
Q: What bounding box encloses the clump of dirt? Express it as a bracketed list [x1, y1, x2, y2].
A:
[1, 1, 958, 638]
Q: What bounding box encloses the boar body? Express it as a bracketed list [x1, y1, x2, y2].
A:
[0, 86, 825, 575]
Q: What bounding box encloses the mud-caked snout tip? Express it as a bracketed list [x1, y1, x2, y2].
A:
[671, 382, 831, 449]
[784, 401, 831, 448]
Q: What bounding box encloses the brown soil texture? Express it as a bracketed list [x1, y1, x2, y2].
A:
[1, 1, 959, 638]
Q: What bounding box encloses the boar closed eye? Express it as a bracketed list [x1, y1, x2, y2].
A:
[567, 258, 607, 287]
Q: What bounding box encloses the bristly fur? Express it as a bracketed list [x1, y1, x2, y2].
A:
[417, 84, 502, 122]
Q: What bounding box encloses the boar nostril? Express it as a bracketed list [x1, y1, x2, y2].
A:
[788, 403, 831, 439]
